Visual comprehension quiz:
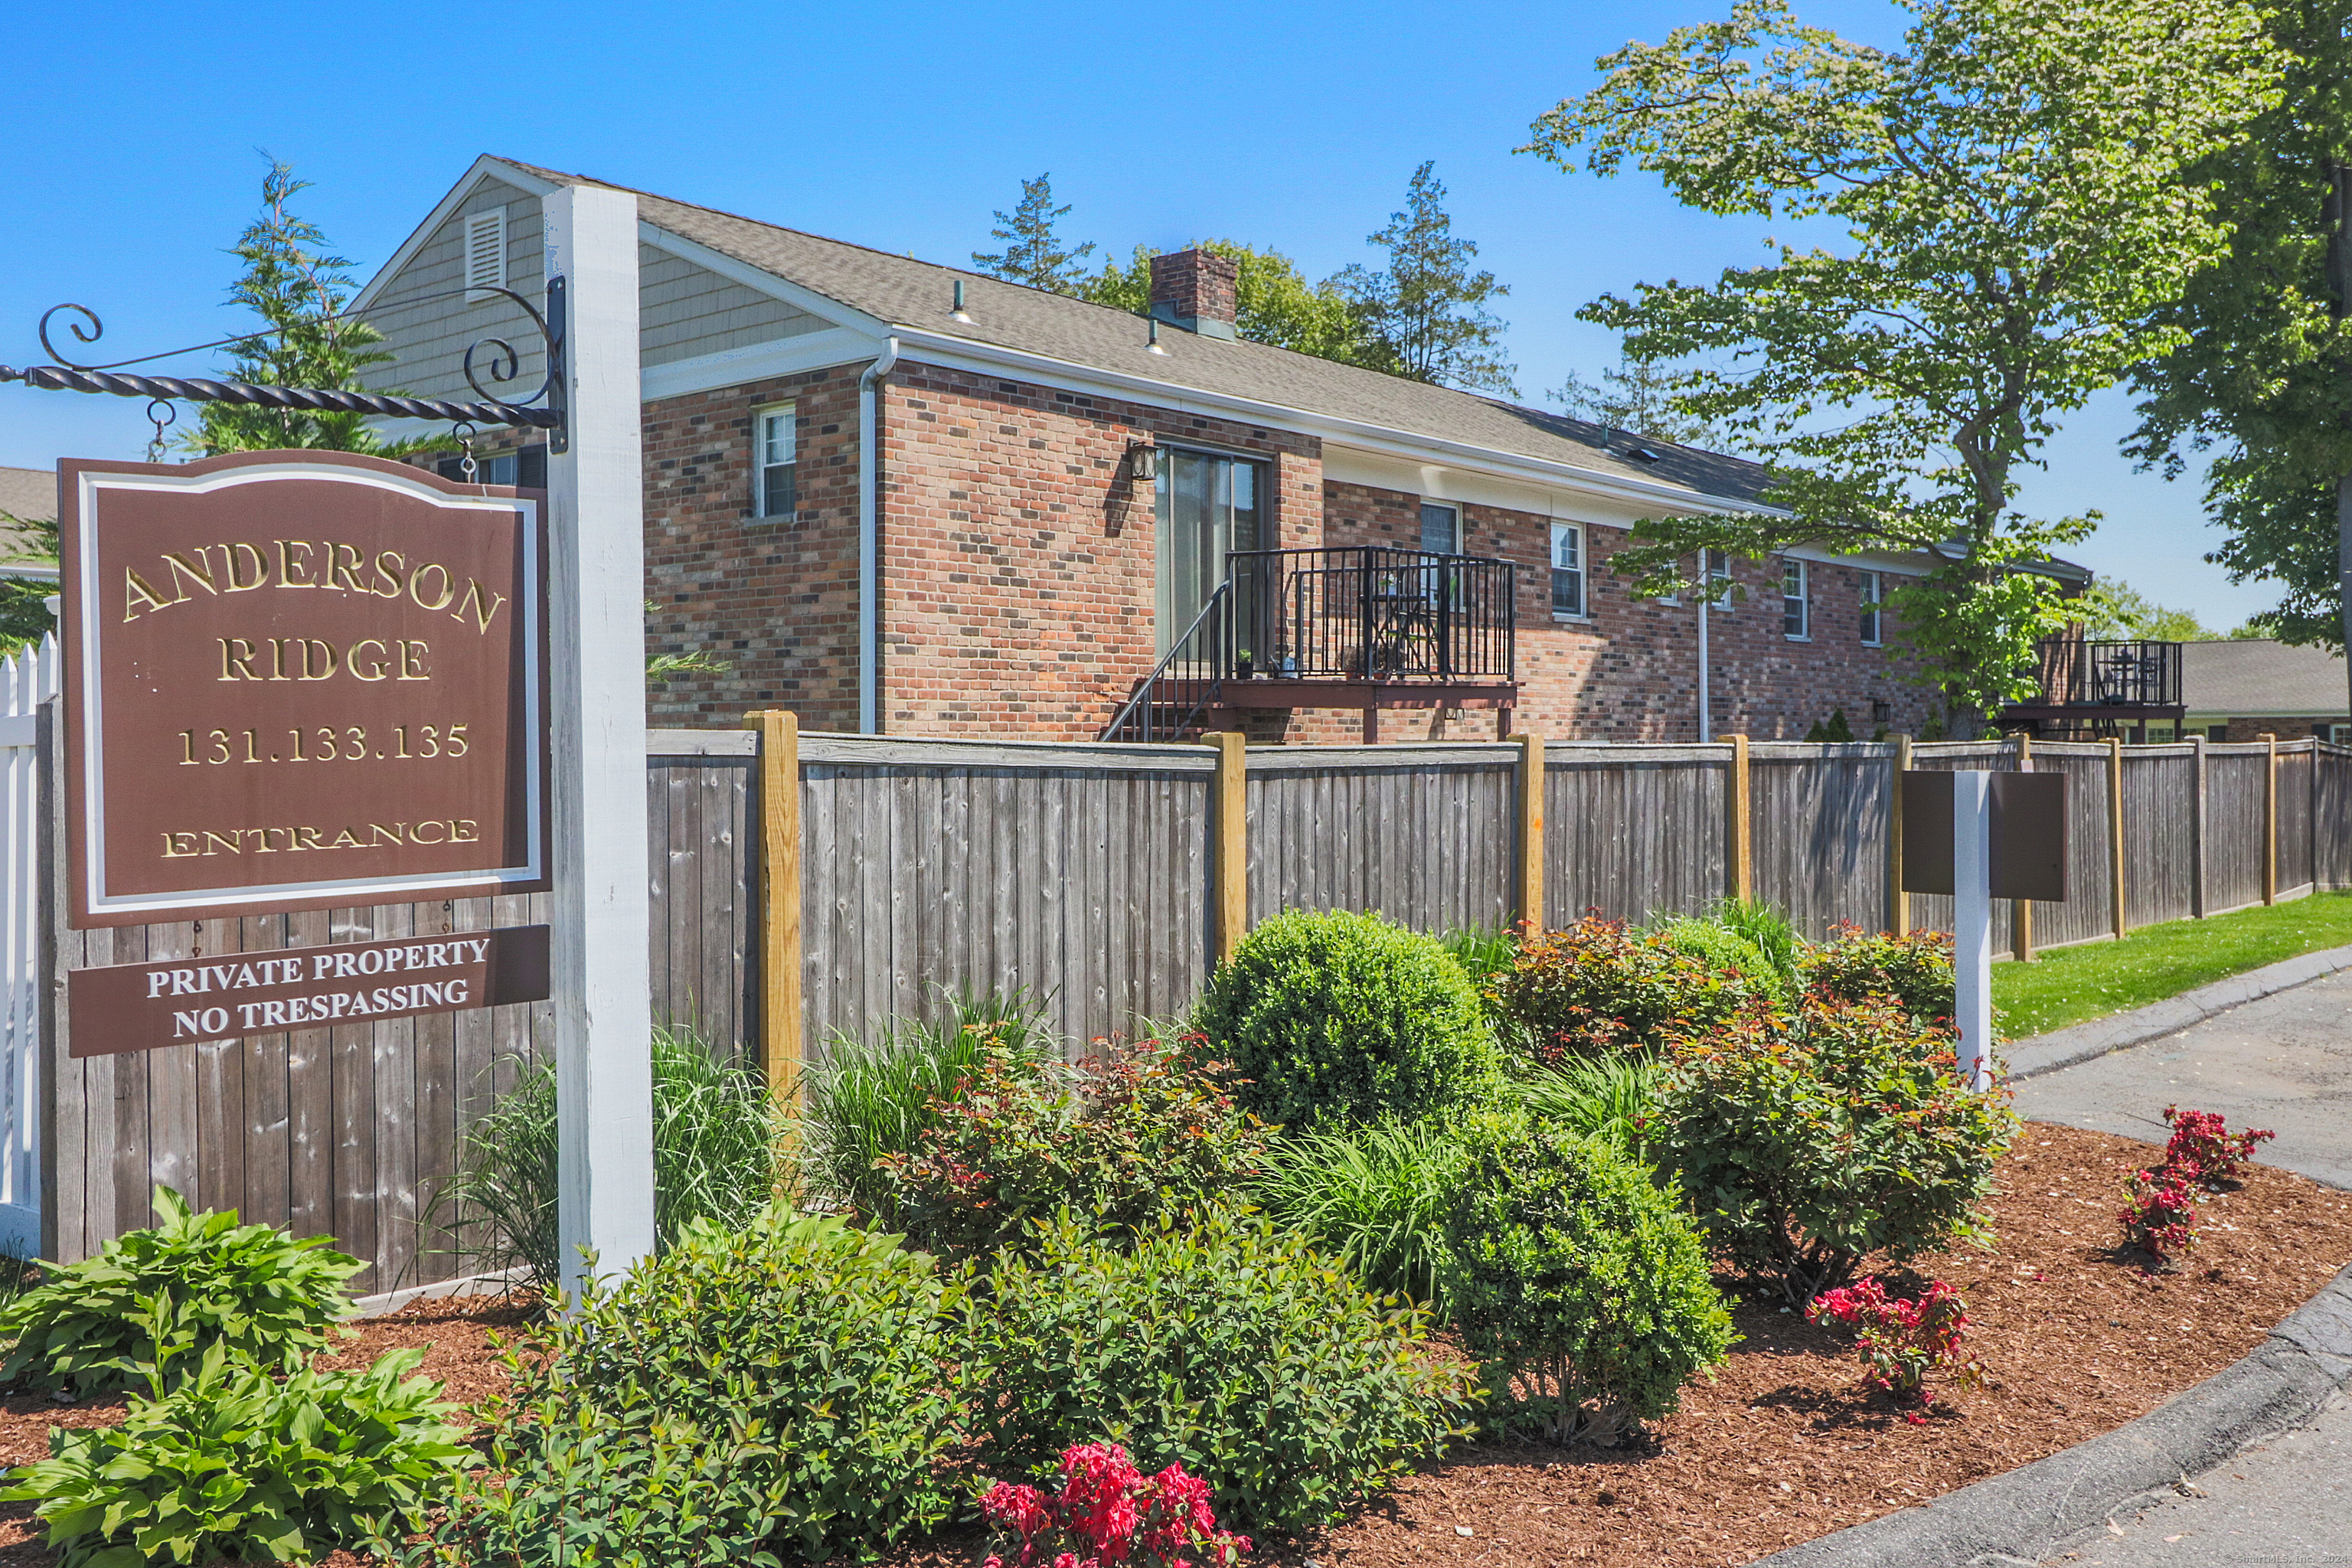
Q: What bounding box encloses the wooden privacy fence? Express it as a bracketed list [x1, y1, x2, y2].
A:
[40, 716, 2352, 1291]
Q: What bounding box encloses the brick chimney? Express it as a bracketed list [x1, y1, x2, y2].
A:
[1148, 249, 1239, 341]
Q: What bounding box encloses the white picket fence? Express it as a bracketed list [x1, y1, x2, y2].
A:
[0, 636, 55, 1254]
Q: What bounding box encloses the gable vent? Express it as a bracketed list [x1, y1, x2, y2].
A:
[463, 209, 506, 299]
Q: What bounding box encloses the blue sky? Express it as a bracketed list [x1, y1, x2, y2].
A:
[0, 0, 2265, 629]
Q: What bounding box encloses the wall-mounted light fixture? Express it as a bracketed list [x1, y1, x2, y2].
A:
[950, 280, 972, 322]
[1127, 443, 1160, 484]
[1872, 699, 1893, 725]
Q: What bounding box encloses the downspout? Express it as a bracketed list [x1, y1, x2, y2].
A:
[858, 337, 900, 733]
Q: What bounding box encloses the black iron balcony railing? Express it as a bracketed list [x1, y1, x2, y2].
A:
[1099, 547, 1519, 742]
[2024, 638, 2184, 710]
[1227, 546, 1517, 684]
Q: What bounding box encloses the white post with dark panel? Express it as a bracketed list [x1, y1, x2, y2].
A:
[544, 184, 658, 1295]
[1900, 766, 2067, 1091]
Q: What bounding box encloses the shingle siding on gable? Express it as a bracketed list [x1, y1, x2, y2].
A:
[362, 178, 546, 405]
[639, 247, 831, 368]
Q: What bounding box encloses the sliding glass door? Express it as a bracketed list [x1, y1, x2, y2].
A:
[1155, 449, 1263, 655]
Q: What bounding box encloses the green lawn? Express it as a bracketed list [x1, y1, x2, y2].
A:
[1994, 890, 2352, 1039]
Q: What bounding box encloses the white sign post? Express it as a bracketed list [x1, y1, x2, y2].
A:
[1951, 770, 1995, 1091]
[544, 185, 658, 1297]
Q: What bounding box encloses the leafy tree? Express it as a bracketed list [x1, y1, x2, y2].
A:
[190, 161, 400, 455]
[2073, 580, 2216, 641]
[2124, 2, 2352, 678]
[972, 172, 1097, 294]
[0, 510, 57, 656]
[1328, 162, 1517, 395]
[1080, 240, 1385, 364]
[1553, 356, 1731, 449]
[1524, 0, 2281, 733]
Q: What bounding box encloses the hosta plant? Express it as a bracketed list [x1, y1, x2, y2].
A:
[980, 1442, 1250, 1568]
[0, 1184, 359, 1396]
[1805, 1278, 1981, 1421]
[2, 1341, 462, 1568]
[2161, 1106, 2275, 1189]
[2119, 1165, 2200, 1267]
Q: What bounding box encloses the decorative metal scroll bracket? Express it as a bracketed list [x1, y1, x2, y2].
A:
[0, 277, 571, 452]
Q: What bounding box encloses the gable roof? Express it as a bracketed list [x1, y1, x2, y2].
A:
[489, 159, 1772, 510]
[2183, 639, 2349, 717]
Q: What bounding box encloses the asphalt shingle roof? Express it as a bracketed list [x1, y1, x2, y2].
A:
[2183, 639, 2349, 717]
[498, 160, 1772, 508]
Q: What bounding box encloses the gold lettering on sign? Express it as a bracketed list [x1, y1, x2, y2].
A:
[328, 544, 368, 594]
[275, 541, 318, 588]
[349, 639, 388, 680]
[452, 581, 506, 632]
[123, 568, 174, 621]
[369, 552, 405, 598]
[217, 639, 260, 681]
[155, 821, 485, 858]
[222, 542, 269, 592]
[399, 641, 430, 680]
[162, 552, 217, 600]
[407, 562, 455, 612]
[297, 640, 337, 681]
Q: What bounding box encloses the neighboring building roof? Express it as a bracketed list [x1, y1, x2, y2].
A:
[2182, 639, 2348, 717]
[0, 466, 53, 525]
[492, 160, 1775, 508]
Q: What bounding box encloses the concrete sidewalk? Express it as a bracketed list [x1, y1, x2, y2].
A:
[2014, 971, 2352, 1566]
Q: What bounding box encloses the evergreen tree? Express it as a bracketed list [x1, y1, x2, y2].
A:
[192, 160, 397, 455]
[972, 173, 1097, 293]
[1553, 357, 1730, 449]
[1327, 163, 1517, 395]
[0, 511, 58, 655]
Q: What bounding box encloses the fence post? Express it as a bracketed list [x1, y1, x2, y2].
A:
[2190, 734, 2208, 918]
[2012, 733, 2034, 962]
[1723, 733, 1753, 903]
[2262, 733, 2278, 905]
[1517, 731, 1546, 935]
[1890, 734, 1911, 936]
[2108, 737, 2127, 939]
[743, 710, 802, 1110]
[1214, 732, 1248, 965]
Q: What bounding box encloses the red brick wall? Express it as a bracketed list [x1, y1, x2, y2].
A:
[875, 361, 1319, 739]
[639, 367, 864, 729]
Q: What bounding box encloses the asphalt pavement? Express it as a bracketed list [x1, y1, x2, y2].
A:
[2016, 967, 2352, 1566]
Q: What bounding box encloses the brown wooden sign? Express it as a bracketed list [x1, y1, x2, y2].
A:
[60, 451, 547, 927]
[66, 924, 550, 1056]
[1900, 769, 2069, 900]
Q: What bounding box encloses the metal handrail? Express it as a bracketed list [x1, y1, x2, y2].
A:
[2025, 637, 2185, 709]
[1226, 547, 1516, 684]
[1099, 583, 1232, 743]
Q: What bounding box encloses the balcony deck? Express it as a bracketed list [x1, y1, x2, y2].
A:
[1997, 638, 2186, 735]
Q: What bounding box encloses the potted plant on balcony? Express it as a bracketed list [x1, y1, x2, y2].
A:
[1236, 648, 1255, 680]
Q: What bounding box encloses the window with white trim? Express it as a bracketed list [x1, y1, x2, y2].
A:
[756, 402, 797, 519]
[1419, 501, 1460, 556]
[1704, 548, 1734, 609]
[1859, 570, 1883, 645]
[462, 209, 506, 300]
[1782, 557, 1809, 639]
[1550, 521, 1586, 618]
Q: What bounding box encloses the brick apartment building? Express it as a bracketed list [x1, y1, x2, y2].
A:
[359, 157, 1945, 743]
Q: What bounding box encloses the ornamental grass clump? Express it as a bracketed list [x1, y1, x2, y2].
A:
[1250, 1118, 1468, 1308]
[1490, 913, 1755, 1064]
[878, 1036, 1271, 1258]
[980, 1442, 1250, 1568]
[964, 1209, 1479, 1534]
[1435, 1109, 1734, 1445]
[1805, 1277, 1981, 1422]
[2161, 1105, 2275, 1188]
[1195, 909, 1504, 1131]
[0, 1184, 359, 1396]
[1655, 992, 2018, 1302]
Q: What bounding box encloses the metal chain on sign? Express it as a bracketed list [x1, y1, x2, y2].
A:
[144, 398, 175, 463]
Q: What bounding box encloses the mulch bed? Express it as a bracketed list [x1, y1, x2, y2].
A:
[0, 1121, 2344, 1568]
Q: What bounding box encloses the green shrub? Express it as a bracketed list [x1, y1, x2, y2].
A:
[1491, 914, 1753, 1065]
[799, 989, 1054, 1228]
[1195, 909, 1504, 1130]
[879, 1037, 1269, 1257]
[1252, 1119, 1469, 1308]
[965, 1209, 1479, 1534]
[1436, 1110, 1734, 1444]
[1655, 992, 2018, 1302]
[391, 1392, 798, 1568]
[3, 1342, 463, 1568]
[438, 1025, 782, 1287]
[0, 1184, 359, 1396]
[1801, 924, 1955, 1024]
[1650, 916, 1789, 1007]
[1514, 1056, 1664, 1161]
[517, 1207, 966, 1560]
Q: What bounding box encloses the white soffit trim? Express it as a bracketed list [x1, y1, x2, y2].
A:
[886, 326, 1784, 521]
[635, 224, 885, 335]
[642, 328, 880, 402]
[353, 155, 559, 315]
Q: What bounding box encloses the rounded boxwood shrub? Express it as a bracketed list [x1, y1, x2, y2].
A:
[1194, 908, 1503, 1131]
[1654, 991, 2017, 1303]
[1436, 1109, 1734, 1444]
[964, 1209, 1480, 1534]
[513, 1207, 967, 1562]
